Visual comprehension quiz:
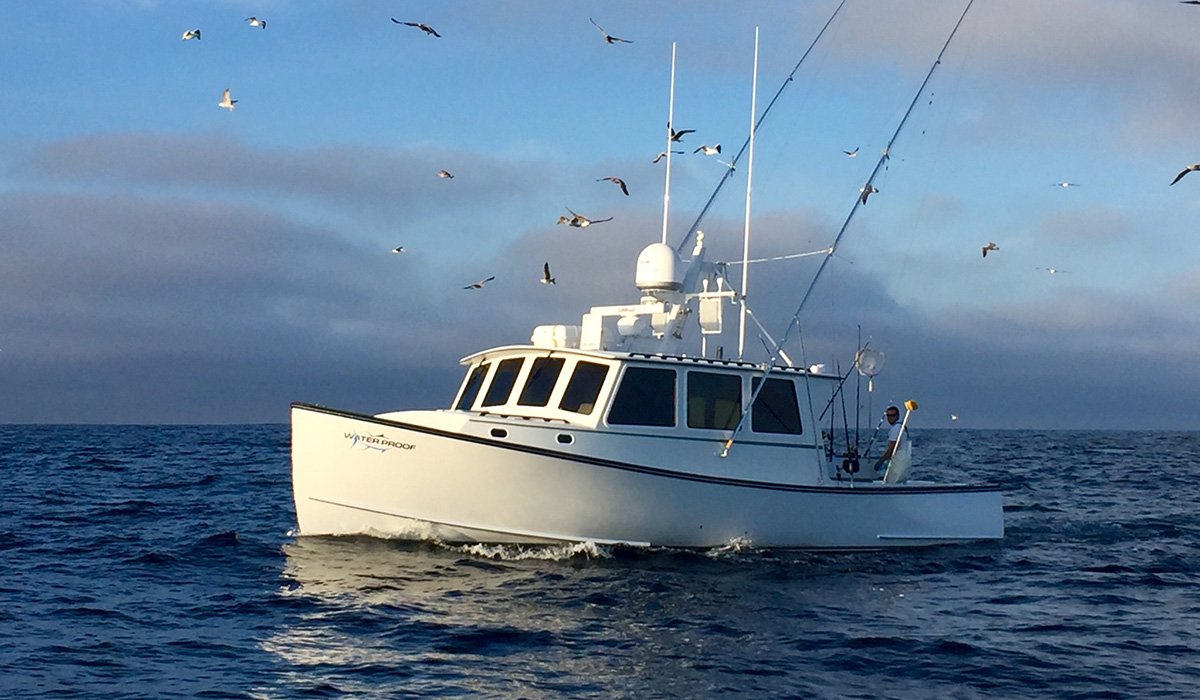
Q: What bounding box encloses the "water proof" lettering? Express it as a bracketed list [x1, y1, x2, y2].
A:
[344, 432, 416, 452]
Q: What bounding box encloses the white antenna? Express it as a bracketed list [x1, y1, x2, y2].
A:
[661, 43, 677, 246]
[738, 28, 759, 359]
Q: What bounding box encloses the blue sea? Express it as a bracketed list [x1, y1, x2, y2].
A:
[1, 426, 1197, 699]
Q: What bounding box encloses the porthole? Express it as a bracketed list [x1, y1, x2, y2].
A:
[556, 433, 574, 445]
[490, 428, 508, 439]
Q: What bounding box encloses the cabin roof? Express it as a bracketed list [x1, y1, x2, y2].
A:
[459, 345, 839, 379]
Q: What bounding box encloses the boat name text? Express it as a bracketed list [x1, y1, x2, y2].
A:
[344, 431, 416, 452]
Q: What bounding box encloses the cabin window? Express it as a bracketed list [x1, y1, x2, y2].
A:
[608, 367, 676, 427]
[517, 357, 566, 407]
[751, 377, 803, 435]
[482, 358, 524, 407]
[559, 361, 609, 415]
[687, 371, 742, 430]
[455, 363, 489, 410]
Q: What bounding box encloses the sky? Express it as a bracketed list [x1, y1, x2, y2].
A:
[2, 0, 1199, 429]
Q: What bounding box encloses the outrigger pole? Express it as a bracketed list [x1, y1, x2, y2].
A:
[720, 0, 976, 458]
[662, 42, 677, 246]
[675, 0, 848, 256]
[737, 27, 760, 360]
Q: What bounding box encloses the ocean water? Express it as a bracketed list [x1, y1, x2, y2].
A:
[0, 426, 1197, 699]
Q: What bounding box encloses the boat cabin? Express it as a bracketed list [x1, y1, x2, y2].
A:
[450, 345, 835, 446]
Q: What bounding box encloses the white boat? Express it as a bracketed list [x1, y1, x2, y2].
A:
[291, 16, 1003, 550]
[291, 237, 1003, 549]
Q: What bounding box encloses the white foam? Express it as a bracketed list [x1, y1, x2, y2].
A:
[448, 540, 613, 561]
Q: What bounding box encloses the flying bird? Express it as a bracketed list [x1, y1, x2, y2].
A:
[557, 208, 612, 228]
[1053, 182, 1080, 188]
[1036, 267, 1071, 275]
[391, 246, 405, 254]
[653, 150, 684, 164]
[1170, 164, 1200, 185]
[694, 144, 721, 156]
[245, 17, 266, 28]
[597, 176, 628, 195]
[181, 29, 201, 41]
[589, 18, 632, 44]
[218, 88, 237, 111]
[859, 184, 879, 205]
[541, 262, 556, 285]
[950, 413, 959, 421]
[464, 276, 495, 290]
[982, 242, 999, 258]
[392, 19, 441, 37]
[437, 170, 454, 179]
[668, 124, 694, 142]
[1181, 1, 1200, 5]
[843, 147, 858, 157]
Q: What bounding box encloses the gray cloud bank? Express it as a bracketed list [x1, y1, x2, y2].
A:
[1, 130, 1198, 429]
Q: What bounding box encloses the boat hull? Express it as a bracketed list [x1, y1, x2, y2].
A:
[291, 403, 1004, 550]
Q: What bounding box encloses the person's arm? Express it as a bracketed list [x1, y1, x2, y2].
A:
[874, 439, 896, 471]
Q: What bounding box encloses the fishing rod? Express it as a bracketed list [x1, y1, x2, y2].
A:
[855, 326, 863, 449]
[674, 0, 848, 255]
[837, 360, 853, 456]
[817, 344, 870, 422]
[720, 0, 975, 458]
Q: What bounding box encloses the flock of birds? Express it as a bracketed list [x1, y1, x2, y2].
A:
[183, 14, 644, 291]
[184, 13, 1200, 293]
[367, 18, 734, 292]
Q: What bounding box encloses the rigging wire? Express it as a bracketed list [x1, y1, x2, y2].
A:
[719, 248, 832, 266]
[787, 0, 976, 336]
[674, 0, 849, 255]
[720, 0, 977, 458]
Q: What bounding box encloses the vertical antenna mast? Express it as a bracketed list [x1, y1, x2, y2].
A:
[662, 43, 677, 246]
[738, 28, 760, 360]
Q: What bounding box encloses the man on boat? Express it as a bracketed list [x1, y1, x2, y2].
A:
[873, 405, 905, 475]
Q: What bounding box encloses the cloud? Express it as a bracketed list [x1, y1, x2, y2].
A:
[13, 132, 540, 225]
[1034, 207, 1135, 245]
[2, 98, 1198, 428]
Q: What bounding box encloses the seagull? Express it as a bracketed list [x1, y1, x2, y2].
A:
[1036, 267, 1071, 275]
[392, 18, 441, 37]
[464, 276, 495, 290]
[391, 246, 405, 254]
[589, 18, 632, 44]
[437, 170, 454, 179]
[1181, 1, 1200, 5]
[982, 242, 999, 258]
[1053, 182, 1080, 188]
[541, 262, 556, 285]
[668, 123, 694, 142]
[653, 150, 684, 163]
[950, 413, 959, 421]
[694, 144, 721, 156]
[557, 208, 612, 228]
[859, 184, 879, 205]
[843, 147, 858, 157]
[597, 176, 628, 195]
[1170, 164, 1200, 185]
[218, 88, 237, 111]
[245, 17, 266, 29]
[181, 29, 201, 41]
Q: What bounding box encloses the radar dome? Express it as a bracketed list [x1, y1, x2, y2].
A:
[635, 243, 682, 292]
